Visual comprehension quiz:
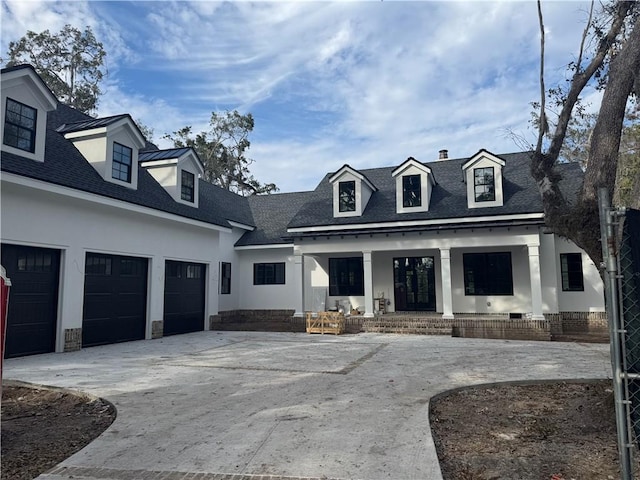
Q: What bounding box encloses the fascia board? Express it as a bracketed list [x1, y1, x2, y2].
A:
[2, 68, 58, 110]
[287, 212, 545, 233]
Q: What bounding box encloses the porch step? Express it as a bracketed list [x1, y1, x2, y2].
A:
[362, 317, 452, 335]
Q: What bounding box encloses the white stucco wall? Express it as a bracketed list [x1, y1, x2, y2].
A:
[236, 247, 297, 309]
[1, 179, 223, 352]
[554, 237, 605, 312]
[217, 228, 245, 312]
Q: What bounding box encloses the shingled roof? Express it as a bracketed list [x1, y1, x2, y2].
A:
[1, 102, 246, 230]
[287, 151, 584, 231]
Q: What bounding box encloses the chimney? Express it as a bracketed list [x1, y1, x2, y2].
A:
[438, 149, 448, 160]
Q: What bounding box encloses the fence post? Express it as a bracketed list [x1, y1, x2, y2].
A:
[598, 187, 633, 479]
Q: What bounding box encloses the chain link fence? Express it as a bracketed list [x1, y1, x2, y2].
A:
[600, 189, 640, 479]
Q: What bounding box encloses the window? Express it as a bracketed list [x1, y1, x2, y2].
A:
[112, 142, 132, 182]
[4, 98, 37, 153]
[120, 259, 143, 276]
[85, 254, 112, 276]
[254, 263, 285, 285]
[474, 167, 495, 202]
[561, 253, 584, 291]
[220, 262, 231, 294]
[181, 170, 195, 202]
[338, 181, 356, 212]
[186, 264, 202, 279]
[329, 257, 364, 296]
[463, 252, 513, 295]
[17, 250, 52, 272]
[402, 174, 422, 207]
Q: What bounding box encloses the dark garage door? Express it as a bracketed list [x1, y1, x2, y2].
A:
[164, 260, 206, 336]
[83, 253, 148, 347]
[1, 244, 60, 358]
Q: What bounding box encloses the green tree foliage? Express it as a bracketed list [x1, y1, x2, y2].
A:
[164, 110, 278, 196]
[4, 25, 106, 114]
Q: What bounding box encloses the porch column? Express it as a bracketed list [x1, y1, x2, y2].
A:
[293, 248, 305, 317]
[527, 244, 545, 320]
[362, 250, 374, 318]
[439, 248, 454, 320]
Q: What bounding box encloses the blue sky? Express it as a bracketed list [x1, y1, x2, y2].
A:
[1, 1, 599, 193]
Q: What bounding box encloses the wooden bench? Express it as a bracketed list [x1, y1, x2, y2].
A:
[306, 311, 345, 335]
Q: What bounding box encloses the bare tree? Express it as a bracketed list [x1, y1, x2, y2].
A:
[531, 0, 639, 267]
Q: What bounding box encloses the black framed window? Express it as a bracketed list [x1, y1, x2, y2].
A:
[338, 181, 356, 212]
[17, 250, 53, 272]
[220, 262, 231, 294]
[463, 252, 513, 295]
[181, 170, 195, 202]
[254, 262, 285, 285]
[85, 254, 112, 276]
[112, 142, 132, 182]
[329, 257, 364, 296]
[402, 174, 422, 207]
[560, 253, 584, 291]
[4, 98, 37, 153]
[186, 264, 202, 279]
[474, 167, 495, 202]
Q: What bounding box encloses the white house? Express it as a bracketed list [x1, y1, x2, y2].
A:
[1, 65, 605, 357]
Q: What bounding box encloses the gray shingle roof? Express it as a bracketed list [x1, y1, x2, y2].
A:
[1, 103, 248, 230]
[288, 152, 584, 231]
[236, 192, 315, 246]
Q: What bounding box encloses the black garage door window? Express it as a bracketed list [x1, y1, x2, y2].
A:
[83, 253, 148, 347]
[1, 244, 60, 358]
[164, 260, 206, 336]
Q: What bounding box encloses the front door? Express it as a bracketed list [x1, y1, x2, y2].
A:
[393, 256, 436, 311]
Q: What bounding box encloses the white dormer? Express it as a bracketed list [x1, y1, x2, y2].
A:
[139, 148, 205, 207]
[58, 114, 146, 190]
[1, 65, 58, 162]
[462, 149, 506, 209]
[329, 165, 377, 218]
[391, 157, 436, 214]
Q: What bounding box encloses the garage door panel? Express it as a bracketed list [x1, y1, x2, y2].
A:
[1, 244, 60, 358]
[163, 261, 205, 336]
[82, 253, 147, 347]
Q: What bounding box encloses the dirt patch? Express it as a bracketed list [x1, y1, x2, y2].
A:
[1, 382, 116, 480]
[430, 380, 638, 480]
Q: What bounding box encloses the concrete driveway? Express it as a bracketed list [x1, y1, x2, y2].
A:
[4, 331, 611, 480]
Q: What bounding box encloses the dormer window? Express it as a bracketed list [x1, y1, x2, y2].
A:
[181, 170, 195, 202]
[473, 167, 495, 202]
[403, 174, 422, 207]
[462, 150, 505, 209]
[392, 157, 435, 214]
[339, 181, 356, 212]
[112, 142, 132, 183]
[4, 98, 37, 153]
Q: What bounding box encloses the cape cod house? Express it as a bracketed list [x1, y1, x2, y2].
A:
[1, 65, 605, 357]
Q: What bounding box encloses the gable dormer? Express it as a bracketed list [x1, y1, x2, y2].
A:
[391, 157, 436, 214]
[1, 65, 58, 163]
[57, 114, 146, 190]
[462, 149, 506, 209]
[139, 148, 205, 207]
[328, 165, 377, 218]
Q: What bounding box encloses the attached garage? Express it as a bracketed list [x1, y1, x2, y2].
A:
[1, 244, 60, 358]
[82, 253, 148, 347]
[164, 260, 206, 336]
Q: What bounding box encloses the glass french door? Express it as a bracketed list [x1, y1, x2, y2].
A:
[393, 256, 436, 311]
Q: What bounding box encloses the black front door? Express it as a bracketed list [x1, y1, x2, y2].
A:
[393, 256, 436, 311]
[1, 244, 60, 358]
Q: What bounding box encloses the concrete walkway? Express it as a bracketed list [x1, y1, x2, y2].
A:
[4, 331, 611, 480]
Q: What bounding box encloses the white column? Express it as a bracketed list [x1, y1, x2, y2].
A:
[147, 255, 165, 338]
[293, 249, 305, 317]
[57, 245, 85, 352]
[527, 244, 545, 320]
[439, 248, 454, 320]
[363, 250, 374, 318]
